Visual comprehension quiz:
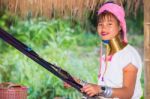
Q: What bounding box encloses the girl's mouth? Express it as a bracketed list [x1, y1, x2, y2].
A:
[101, 32, 109, 36]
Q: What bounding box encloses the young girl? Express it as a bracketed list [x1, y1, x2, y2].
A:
[64, 2, 142, 99]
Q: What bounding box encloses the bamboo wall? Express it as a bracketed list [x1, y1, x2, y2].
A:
[144, 0, 150, 98]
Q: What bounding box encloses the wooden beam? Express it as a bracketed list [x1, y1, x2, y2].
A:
[144, 0, 150, 98]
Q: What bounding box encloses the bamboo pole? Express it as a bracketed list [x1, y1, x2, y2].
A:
[144, 0, 150, 98]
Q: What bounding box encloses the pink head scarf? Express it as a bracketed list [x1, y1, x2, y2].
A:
[98, 3, 127, 43]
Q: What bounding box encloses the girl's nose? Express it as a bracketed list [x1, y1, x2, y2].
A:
[101, 25, 107, 32]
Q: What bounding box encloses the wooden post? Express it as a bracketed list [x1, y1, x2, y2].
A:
[144, 0, 150, 98]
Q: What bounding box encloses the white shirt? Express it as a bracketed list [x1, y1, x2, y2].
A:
[98, 44, 143, 99]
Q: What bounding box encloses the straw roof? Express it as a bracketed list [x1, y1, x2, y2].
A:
[0, 0, 142, 19]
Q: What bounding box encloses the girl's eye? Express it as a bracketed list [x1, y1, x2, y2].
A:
[98, 23, 102, 26]
[108, 23, 112, 25]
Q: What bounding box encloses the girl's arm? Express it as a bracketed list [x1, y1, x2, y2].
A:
[111, 63, 138, 99]
[81, 63, 138, 98]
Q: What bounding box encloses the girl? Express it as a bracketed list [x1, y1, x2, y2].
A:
[65, 1, 142, 99]
[80, 2, 143, 99]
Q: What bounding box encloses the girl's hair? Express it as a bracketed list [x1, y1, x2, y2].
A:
[97, 1, 120, 25]
[97, 11, 119, 25]
[97, 1, 123, 36]
[97, 11, 123, 38]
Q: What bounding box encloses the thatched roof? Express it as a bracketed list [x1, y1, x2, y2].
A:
[0, 0, 142, 19]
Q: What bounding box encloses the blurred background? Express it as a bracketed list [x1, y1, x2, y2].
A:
[0, 0, 143, 99]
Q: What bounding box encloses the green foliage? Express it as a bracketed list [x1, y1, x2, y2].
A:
[0, 13, 100, 99]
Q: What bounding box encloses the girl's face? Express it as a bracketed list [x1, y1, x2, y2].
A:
[97, 13, 121, 40]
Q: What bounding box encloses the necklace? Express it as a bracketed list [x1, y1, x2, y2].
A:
[98, 35, 127, 81]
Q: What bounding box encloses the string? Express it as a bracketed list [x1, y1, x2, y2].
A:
[98, 40, 112, 81]
[98, 41, 103, 78]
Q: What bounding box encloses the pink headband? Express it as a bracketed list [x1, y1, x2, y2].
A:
[98, 3, 127, 43]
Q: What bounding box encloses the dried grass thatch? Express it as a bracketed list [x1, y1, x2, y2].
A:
[0, 0, 142, 20]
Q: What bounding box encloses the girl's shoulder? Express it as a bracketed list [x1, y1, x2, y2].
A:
[113, 44, 142, 69]
[119, 44, 140, 56]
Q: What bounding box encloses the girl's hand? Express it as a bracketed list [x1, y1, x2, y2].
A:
[63, 82, 71, 88]
[81, 83, 102, 97]
[63, 77, 80, 88]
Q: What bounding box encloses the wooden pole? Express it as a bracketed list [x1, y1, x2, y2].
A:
[144, 0, 150, 98]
